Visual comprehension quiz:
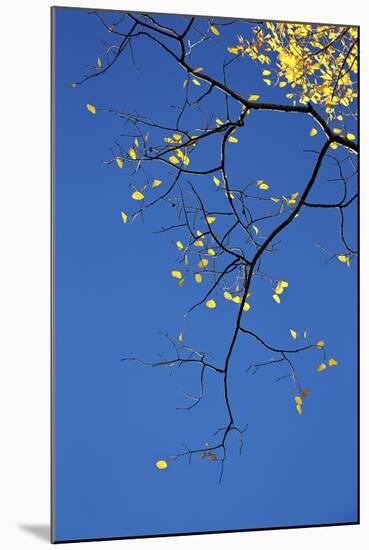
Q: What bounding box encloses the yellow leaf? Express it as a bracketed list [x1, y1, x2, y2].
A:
[193, 67, 204, 73]
[232, 296, 242, 304]
[176, 241, 184, 250]
[330, 143, 338, 149]
[248, 95, 260, 101]
[228, 136, 238, 143]
[121, 211, 128, 224]
[224, 291, 232, 300]
[194, 240, 203, 247]
[196, 230, 204, 238]
[271, 197, 280, 203]
[169, 155, 180, 164]
[151, 179, 162, 188]
[262, 69, 271, 76]
[263, 79, 272, 86]
[206, 216, 216, 224]
[156, 460, 168, 470]
[209, 25, 220, 36]
[97, 56, 102, 68]
[116, 158, 123, 169]
[333, 128, 342, 134]
[128, 148, 137, 160]
[207, 248, 216, 256]
[337, 255, 349, 264]
[316, 340, 325, 348]
[195, 273, 202, 283]
[213, 176, 220, 186]
[329, 358, 338, 367]
[184, 254, 188, 265]
[86, 103, 96, 114]
[252, 225, 259, 235]
[279, 81, 287, 88]
[273, 294, 281, 304]
[290, 329, 297, 339]
[256, 180, 269, 190]
[302, 388, 310, 398]
[171, 270, 182, 279]
[347, 133, 355, 140]
[206, 299, 216, 309]
[317, 363, 327, 372]
[309, 128, 318, 136]
[131, 190, 144, 201]
[134, 138, 139, 147]
[295, 396, 303, 406]
[208, 453, 217, 460]
[243, 302, 251, 312]
[296, 404, 303, 415]
[198, 258, 209, 268]
[192, 78, 201, 86]
[178, 333, 183, 344]
[178, 278, 185, 287]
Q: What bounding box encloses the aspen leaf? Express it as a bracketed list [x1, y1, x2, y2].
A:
[215, 118, 223, 126]
[176, 241, 184, 250]
[131, 190, 144, 201]
[262, 69, 271, 76]
[209, 25, 220, 36]
[171, 270, 182, 279]
[192, 78, 201, 86]
[252, 225, 259, 235]
[243, 302, 251, 312]
[207, 248, 216, 256]
[347, 133, 355, 140]
[337, 255, 349, 264]
[169, 155, 180, 164]
[194, 240, 203, 247]
[248, 95, 260, 101]
[134, 138, 139, 147]
[86, 103, 96, 114]
[309, 128, 318, 136]
[232, 296, 242, 304]
[195, 273, 202, 283]
[178, 278, 185, 287]
[97, 57, 102, 68]
[151, 179, 162, 188]
[196, 230, 204, 238]
[279, 81, 287, 87]
[271, 197, 280, 203]
[116, 158, 123, 169]
[296, 404, 303, 415]
[295, 396, 303, 406]
[290, 329, 297, 339]
[206, 216, 216, 224]
[223, 291, 232, 300]
[128, 148, 137, 160]
[156, 460, 168, 470]
[317, 363, 327, 372]
[198, 258, 209, 268]
[120, 211, 128, 224]
[273, 294, 281, 303]
[256, 180, 269, 190]
[193, 67, 204, 73]
[263, 79, 272, 86]
[330, 143, 338, 149]
[206, 299, 216, 309]
[213, 176, 220, 186]
[178, 333, 183, 343]
[316, 340, 325, 348]
[328, 358, 338, 366]
[228, 136, 238, 143]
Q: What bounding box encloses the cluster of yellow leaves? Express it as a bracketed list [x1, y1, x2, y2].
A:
[294, 390, 310, 415]
[272, 280, 288, 304]
[256, 179, 269, 190]
[317, 357, 339, 372]
[227, 24, 358, 117]
[224, 290, 251, 312]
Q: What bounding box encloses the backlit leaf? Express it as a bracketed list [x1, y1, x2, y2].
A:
[317, 363, 327, 372]
[176, 241, 184, 250]
[151, 179, 162, 188]
[309, 128, 318, 136]
[206, 299, 216, 309]
[131, 191, 144, 201]
[210, 25, 220, 36]
[290, 329, 297, 339]
[156, 460, 168, 470]
[328, 358, 338, 366]
[116, 158, 123, 169]
[128, 148, 137, 160]
[195, 273, 202, 283]
[248, 95, 260, 101]
[120, 211, 128, 224]
[171, 270, 182, 279]
[86, 103, 96, 114]
[273, 294, 281, 304]
[224, 291, 232, 300]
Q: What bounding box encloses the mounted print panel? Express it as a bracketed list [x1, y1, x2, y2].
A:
[52, 7, 359, 543]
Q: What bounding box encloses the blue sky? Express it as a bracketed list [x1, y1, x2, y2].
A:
[53, 8, 358, 542]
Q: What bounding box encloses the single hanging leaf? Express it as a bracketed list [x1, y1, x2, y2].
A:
[243, 302, 251, 312]
[120, 211, 128, 224]
[192, 78, 201, 86]
[194, 240, 203, 247]
[176, 241, 184, 250]
[302, 388, 310, 398]
[228, 136, 238, 143]
[317, 363, 327, 372]
[178, 278, 185, 287]
[97, 56, 102, 68]
[207, 248, 216, 256]
[328, 358, 338, 367]
[296, 404, 303, 415]
[272, 294, 281, 304]
[151, 179, 162, 188]
[248, 94, 260, 101]
[193, 67, 204, 73]
[347, 133, 355, 140]
[316, 340, 325, 348]
[155, 460, 168, 470]
[178, 333, 183, 343]
[171, 270, 182, 279]
[116, 158, 123, 169]
[131, 190, 144, 201]
[86, 103, 96, 114]
[206, 299, 216, 309]
[169, 155, 180, 164]
[195, 273, 202, 283]
[206, 216, 216, 224]
[198, 258, 209, 268]
[128, 148, 137, 160]
[290, 329, 297, 339]
[223, 291, 232, 301]
[213, 176, 220, 186]
[309, 128, 318, 136]
[295, 396, 303, 406]
[209, 25, 220, 36]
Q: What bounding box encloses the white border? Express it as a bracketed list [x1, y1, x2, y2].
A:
[0, 1, 366, 548]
